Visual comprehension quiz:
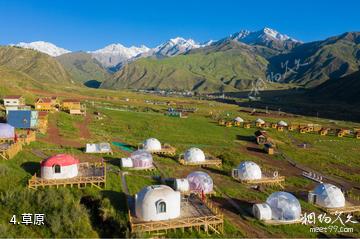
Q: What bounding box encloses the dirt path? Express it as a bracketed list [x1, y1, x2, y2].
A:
[76, 113, 92, 139]
[38, 115, 82, 148]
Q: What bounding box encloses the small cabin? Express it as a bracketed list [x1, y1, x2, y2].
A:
[62, 99, 81, 110]
[35, 97, 59, 111]
[7, 110, 39, 129]
[243, 122, 251, 129]
[62, 99, 85, 115]
[3, 95, 25, 107]
[264, 143, 275, 155]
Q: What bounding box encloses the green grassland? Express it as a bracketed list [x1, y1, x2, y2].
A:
[0, 86, 360, 238]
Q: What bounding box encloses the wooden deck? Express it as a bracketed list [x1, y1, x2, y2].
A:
[0, 142, 22, 160]
[235, 176, 285, 189]
[18, 131, 36, 145]
[178, 155, 222, 168]
[129, 195, 223, 235]
[28, 162, 106, 189]
[262, 218, 302, 225]
[139, 144, 177, 157]
[319, 204, 360, 215]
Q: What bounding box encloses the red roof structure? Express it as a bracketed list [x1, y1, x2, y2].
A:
[4, 95, 23, 99]
[40, 154, 79, 167]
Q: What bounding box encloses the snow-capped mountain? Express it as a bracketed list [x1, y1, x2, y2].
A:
[141, 37, 202, 58]
[13, 41, 71, 57]
[224, 27, 301, 51]
[89, 44, 150, 67]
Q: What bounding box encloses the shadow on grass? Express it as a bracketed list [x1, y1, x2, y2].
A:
[236, 135, 255, 142]
[103, 156, 120, 167]
[246, 147, 264, 154]
[211, 195, 253, 218]
[204, 166, 228, 176]
[21, 161, 39, 175]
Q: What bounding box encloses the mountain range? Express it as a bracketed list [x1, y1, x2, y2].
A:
[3, 27, 360, 103]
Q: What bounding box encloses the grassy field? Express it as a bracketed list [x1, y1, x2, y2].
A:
[0, 87, 359, 238]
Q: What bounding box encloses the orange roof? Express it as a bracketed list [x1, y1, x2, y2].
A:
[36, 97, 52, 103]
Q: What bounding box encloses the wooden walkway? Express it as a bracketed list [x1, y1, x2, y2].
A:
[234, 176, 285, 189]
[178, 155, 222, 168]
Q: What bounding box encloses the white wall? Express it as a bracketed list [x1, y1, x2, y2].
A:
[135, 189, 181, 221]
[41, 164, 78, 179]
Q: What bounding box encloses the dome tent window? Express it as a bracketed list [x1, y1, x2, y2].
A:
[156, 200, 166, 213]
[53, 164, 61, 174]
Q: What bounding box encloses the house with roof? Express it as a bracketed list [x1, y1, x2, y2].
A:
[34, 97, 59, 112]
[61, 99, 86, 115]
[7, 110, 39, 129]
[3, 95, 25, 107]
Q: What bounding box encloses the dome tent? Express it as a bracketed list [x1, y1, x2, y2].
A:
[40, 154, 79, 179]
[186, 171, 213, 194]
[184, 148, 206, 163]
[255, 118, 265, 124]
[143, 138, 162, 151]
[0, 123, 15, 139]
[277, 120, 288, 127]
[135, 185, 181, 222]
[234, 117, 244, 123]
[266, 191, 301, 221]
[131, 150, 153, 169]
[311, 183, 345, 208]
[233, 161, 262, 180]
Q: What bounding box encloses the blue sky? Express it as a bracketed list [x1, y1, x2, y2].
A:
[1, 0, 359, 51]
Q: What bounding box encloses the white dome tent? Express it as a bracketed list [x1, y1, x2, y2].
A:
[186, 171, 213, 194]
[255, 118, 265, 124]
[184, 148, 206, 163]
[40, 154, 79, 179]
[135, 185, 181, 221]
[234, 117, 244, 123]
[143, 138, 162, 151]
[121, 150, 153, 169]
[232, 161, 262, 181]
[309, 183, 345, 208]
[265, 191, 301, 221]
[277, 121, 288, 127]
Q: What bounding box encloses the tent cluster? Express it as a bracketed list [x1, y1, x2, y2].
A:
[253, 183, 347, 222]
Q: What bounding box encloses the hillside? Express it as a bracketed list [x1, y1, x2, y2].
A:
[57, 52, 111, 85]
[268, 32, 360, 87]
[0, 46, 72, 84]
[101, 41, 270, 93]
[307, 70, 360, 104]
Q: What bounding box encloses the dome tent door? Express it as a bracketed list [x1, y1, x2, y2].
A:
[53, 164, 61, 173]
[156, 200, 166, 214]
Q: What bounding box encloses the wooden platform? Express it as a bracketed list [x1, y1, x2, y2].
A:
[234, 176, 285, 189]
[262, 218, 302, 225]
[129, 195, 223, 235]
[18, 131, 36, 145]
[0, 142, 22, 160]
[139, 144, 177, 157]
[178, 155, 222, 168]
[320, 204, 360, 215]
[28, 162, 106, 189]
